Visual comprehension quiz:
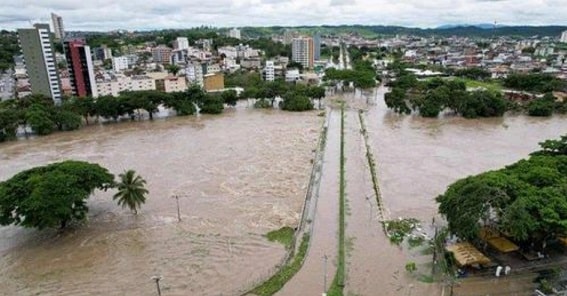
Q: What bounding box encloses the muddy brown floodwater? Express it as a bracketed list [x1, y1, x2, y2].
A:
[0, 106, 322, 295]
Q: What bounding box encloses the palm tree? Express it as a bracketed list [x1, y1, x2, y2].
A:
[113, 170, 149, 214]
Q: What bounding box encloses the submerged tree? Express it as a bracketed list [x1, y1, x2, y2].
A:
[113, 170, 149, 215]
[0, 161, 115, 229]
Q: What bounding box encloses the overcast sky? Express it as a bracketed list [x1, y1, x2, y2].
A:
[1, 0, 566, 31]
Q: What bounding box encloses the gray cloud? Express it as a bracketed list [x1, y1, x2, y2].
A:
[0, 0, 565, 31]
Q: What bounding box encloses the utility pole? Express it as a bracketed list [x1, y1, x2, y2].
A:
[323, 254, 328, 293]
[174, 195, 181, 222]
[151, 276, 162, 296]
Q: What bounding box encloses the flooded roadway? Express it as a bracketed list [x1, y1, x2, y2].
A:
[0, 106, 322, 295]
[277, 109, 341, 296]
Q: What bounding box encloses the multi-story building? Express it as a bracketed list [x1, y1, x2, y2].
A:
[561, 31, 567, 43]
[64, 38, 97, 97]
[291, 37, 314, 69]
[285, 69, 300, 82]
[112, 56, 129, 72]
[93, 45, 113, 61]
[186, 62, 204, 86]
[17, 23, 62, 103]
[313, 32, 321, 61]
[51, 13, 65, 41]
[155, 76, 188, 93]
[95, 75, 156, 97]
[264, 60, 275, 81]
[229, 28, 241, 40]
[152, 46, 172, 65]
[174, 37, 189, 50]
[203, 73, 224, 92]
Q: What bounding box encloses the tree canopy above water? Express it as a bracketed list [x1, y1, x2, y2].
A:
[436, 135, 567, 247]
[0, 161, 115, 229]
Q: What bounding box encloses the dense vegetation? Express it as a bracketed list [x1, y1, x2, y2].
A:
[385, 75, 509, 118]
[0, 86, 236, 142]
[503, 73, 567, 93]
[0, 161, 115, 229]
[437, 135, 567, 249]
[225, 71, 325, 111]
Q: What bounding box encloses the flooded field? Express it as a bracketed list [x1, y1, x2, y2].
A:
[366, 86, 567, 222]
[0, 107, 322, 295]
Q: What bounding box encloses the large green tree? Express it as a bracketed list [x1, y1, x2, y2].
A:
[436, 135, 567, 248]
[113, 170, 149, 215]
[0, 161, 115, 229]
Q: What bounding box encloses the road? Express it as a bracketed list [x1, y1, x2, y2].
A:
[0, 69, 15, 101]
[277, 109, 342, 296]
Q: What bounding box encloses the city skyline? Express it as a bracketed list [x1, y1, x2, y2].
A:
[1, 0, 567, 31]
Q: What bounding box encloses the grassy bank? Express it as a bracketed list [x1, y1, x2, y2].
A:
[250, 234, 310, 296]
[358, 110, 386, 232]
[327, 105, 346, 296]
[266, 227, 295, 249]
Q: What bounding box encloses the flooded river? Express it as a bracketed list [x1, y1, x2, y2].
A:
[0, 106, 322, 295]
[1, 87, 566, 295]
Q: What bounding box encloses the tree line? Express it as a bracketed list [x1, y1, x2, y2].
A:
[385, 74, 509, 118]
[0, 86, 235, 142]
[0, 160, 149, 230]
[437, 135, 567, 251]
[384, 72, 567, 118]
[225, 70, 326, 111]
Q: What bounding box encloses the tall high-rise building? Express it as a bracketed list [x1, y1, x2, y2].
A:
[313, 32, 321, 61]
[291, 37, 314, 69]
[229, 28, 241, 40]
[174, 37, 189, 50]
[561, 31, 567, 43]
[51, 13, 65, 41]
[17, 24, 62, 103]
[64, 38, 97, 97]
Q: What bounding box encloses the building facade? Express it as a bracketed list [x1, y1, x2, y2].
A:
[64, 38, 98, 97]
[561, 31, 567, 43]
[17, 24, 62, 103]
[229, 28, 241, 40]
[112, 56, 129, 72]
[313, 32, 321, 61]
[264, 60, 275, 81]
[152, 46, 173, 65]
[174, 37, 189, 50]
[203, 73, 224, 91]
[95, 75, 156, 97]
[51, 13, 65, 41]
[291, 37, 314, 69]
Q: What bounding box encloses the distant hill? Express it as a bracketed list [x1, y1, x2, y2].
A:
[436, 23, 507, 30]
[241, 25, 567, 39]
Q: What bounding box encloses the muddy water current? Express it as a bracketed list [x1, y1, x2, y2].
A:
[0, 107, 321, 295]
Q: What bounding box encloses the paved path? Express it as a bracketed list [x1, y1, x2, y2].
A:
[277, 109, 341, 296]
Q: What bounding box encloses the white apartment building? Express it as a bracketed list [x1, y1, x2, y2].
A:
[218, 46, 238, 59]
[561, 31, 567, 43]
[174, 37, 189, 50]
[186, 62, 204, 86]
[264, 60, 275, 81]
[229, 28, 241, 40]
[285, 69, 300, 82]
[95, 75, 156, 97]
[112, 56, 129, 72]
[206, 63, 221, 74]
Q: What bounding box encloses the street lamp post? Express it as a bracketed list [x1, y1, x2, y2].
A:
[323, 254, 328, 293]
[174, 195, 181, 222]
[151, 276, 162, 296]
